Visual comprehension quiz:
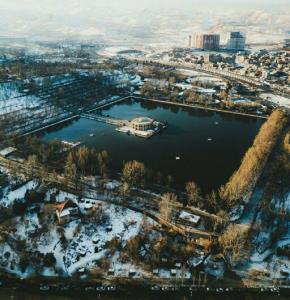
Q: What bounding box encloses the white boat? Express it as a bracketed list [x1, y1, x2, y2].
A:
[176, 156, 181, 160]
[207, 138, 212, 141]
[215, 122, 219, 125]
[89, 134, 94, 137]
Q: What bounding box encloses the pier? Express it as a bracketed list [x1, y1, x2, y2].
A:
[80, 113, 129, 126]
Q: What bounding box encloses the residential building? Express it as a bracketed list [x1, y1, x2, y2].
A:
[283, 39, 290, 50]
[187, 35, 192, 48]
[55, 199, 79, 224]
[191, 33, 220, 51]
[227, 32, 246, 51]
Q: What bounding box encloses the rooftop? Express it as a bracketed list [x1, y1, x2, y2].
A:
[131, 117, 154, 124]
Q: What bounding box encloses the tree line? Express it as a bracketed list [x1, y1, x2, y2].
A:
[64, 147, 109, 184]
[220, 109, 288, 207]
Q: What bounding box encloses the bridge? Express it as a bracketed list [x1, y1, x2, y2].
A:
[80, 113, 129, 126]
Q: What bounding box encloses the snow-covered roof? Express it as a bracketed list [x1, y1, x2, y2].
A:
[179, 211, 200, 224]
[131, 116, 154, 125]
[60, 209, 71, 217]
[0, 147, 16, 157]
[55, 199, 78, 218]
[104, 180, 121, 190]
[260, 93, 290, 108]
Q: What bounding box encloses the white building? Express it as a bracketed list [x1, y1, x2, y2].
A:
[131, 117, 154, 131]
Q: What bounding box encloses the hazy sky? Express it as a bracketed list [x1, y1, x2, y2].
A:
[0, 0, 289, 41]
[1, 0, 288, 12]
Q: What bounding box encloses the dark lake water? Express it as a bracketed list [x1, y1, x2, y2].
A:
[43, 99, 264, 193]
[0, 288, 288, 300]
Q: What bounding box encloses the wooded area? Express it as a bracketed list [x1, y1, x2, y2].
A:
[220, 109, 288, 207]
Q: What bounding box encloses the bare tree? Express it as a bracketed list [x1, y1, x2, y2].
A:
[98, 150, 109, 177]
[213, 210, 229, 233]
[76, 146, 90, 175]
[185, 181, 201, 207]
[26, 154, 39, 178]
[120, 182, 130, 196]
[159, 192, 177, 221]
[64, 156, 78, 189]
[219, 224, 251, 266]
[122, 160, 146, 188]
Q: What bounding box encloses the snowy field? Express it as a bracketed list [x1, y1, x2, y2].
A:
[237, 190, 290, 284]
[178, 69, 227, 88]
[0, 177, 158, 279]
[0, 180, 38, 207]
[260, 93, 290, 109]
[98, 46, 144, 58]
[0, 75, 79, 116]
[0, 82, 41, 115]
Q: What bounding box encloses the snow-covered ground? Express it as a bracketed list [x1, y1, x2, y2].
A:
[0, 180, 158, 278]
[260, 93, 290, 109]
[104, 180, 121, 190]
[64, 200, 149, 275]
[270, 193, 290, 212]
[238, 189, 290, 285]
[179, 69, 227, 87]
[0, 180, 38, 207]
[0, 83, 41, 115]
[101, 70, 142, 87]
[98, 47, 144, 58]
[175, 83, 217, 95]
[0, 74, 76, 115]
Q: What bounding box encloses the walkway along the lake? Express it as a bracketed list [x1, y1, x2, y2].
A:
[134, 96, 268, 119]
[20, 96, 131, 137]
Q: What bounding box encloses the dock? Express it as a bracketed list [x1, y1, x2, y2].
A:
[80, 113, 129, 126]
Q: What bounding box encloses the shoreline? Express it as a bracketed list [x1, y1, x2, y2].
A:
[0, 274, 288, 299]
[17, 94, 268, 138]
[134, 96, 268, 119]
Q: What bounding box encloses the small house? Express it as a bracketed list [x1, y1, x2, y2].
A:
[108, 268, 115, 275]
[106, 225, 113, 232]
[0, 147, 17, 158]
[179, 211, 200, 225]
[55, 199, 79, 224]
[78, 268, 86, 275]
[161, 255, 169, 264]
[153, 269, 159, 275]
[129, 269, 136, 276]
[92, 236, 100, 244]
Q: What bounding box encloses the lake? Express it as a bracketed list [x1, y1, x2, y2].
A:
[43, 98, 264, 193]
[0, 288, 288, 300]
